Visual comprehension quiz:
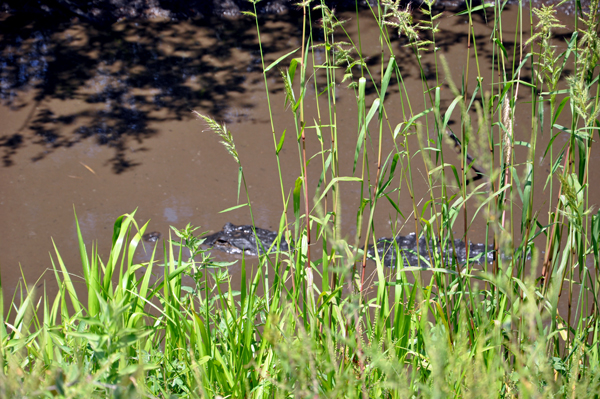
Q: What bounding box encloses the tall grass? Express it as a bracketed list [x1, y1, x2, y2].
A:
[2, 0, 599, 397]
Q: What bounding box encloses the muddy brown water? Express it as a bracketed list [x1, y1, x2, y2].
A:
[0, 6, 597, 322]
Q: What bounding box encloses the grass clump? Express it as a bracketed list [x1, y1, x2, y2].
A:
[2, 0, 600, 397]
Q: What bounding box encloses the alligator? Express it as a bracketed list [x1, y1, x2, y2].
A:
[194, 223, 495, 267]
[201, 222, 291, 256]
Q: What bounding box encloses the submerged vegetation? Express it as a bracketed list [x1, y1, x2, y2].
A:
[2, 0, 600, 397]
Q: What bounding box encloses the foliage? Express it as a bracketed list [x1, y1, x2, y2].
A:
[2, 0, 600, 397]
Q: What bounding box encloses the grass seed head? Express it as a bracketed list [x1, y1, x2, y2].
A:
[193, 111, 240, 164]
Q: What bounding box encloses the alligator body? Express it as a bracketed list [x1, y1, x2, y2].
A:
[366, 233, 495, 267]
[202, 222, 290, 256]
[202, 223, 495, 268]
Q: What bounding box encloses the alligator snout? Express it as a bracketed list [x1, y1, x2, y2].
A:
[202, 223, 290, 256]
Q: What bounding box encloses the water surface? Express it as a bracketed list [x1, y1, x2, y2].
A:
[0, 5, 595, 309]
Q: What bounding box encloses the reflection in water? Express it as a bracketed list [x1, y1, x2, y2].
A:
[0, 32, 49, 103]
[162, 195, 194, 224]
[0, 12, 260, 171]
[80, 212, 98, 238]
[163, 207, 178, 223]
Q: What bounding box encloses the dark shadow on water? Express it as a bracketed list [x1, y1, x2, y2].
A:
[0, 7, 307, 172]
[0, 0, 560, 172]
[0, 133, 23, 166]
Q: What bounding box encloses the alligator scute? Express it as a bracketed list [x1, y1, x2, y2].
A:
[366, 233, 496, 267]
